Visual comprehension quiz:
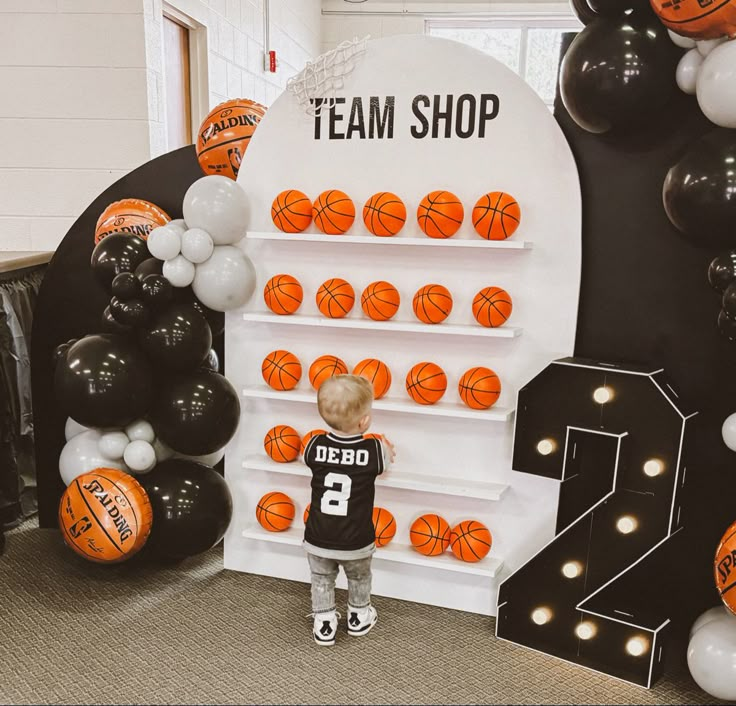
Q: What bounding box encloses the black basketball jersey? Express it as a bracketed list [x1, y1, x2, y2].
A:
[303, 432, 384, 551]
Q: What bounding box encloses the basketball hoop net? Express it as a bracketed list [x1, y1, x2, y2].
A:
[286, 36, 370, 117]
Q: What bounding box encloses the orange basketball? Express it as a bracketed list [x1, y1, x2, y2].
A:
[256, 491, 295, 532]
[361, 281, 400, 321]
[472, 192, 521, 240]
[196, 98, 267, 179]
[313, 190, 355, 234]
[406, 362, 447, 405]
[413, 284, 453, 324]
[303, 503, 311, 524]
[373, 507, 397, 547]
[458, 367, 501, 410]
[450, 520, 492, 563]
[364, 433, 383, 441]
[58, 468, 152, 563]
[271, 190, 312, 233]
[309, 355, 348, 390]
[473, 287, 512, 328]
[301, 428, 327, 456]
[410, 514, 451, 556]
[353, 358, 392, 399]
[94, 199, 170, 244]
[715, 520, 736, 615]
[363, 192, 407, 237]
[264, 274, 303, 315]
[261, 350, 302, 391]
[263, 425, 301, 463]
[650, 0, 736, 39]
[417, 190, 464, 239]
[316, 278, 355, 318]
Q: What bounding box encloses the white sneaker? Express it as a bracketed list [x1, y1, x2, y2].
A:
[347, 605, 378, 636]
[311, 610, 339, 646]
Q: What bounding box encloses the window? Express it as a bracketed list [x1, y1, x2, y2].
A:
[427, 16, 582, 107]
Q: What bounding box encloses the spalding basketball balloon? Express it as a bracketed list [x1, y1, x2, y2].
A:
[650, 0, 736, 39]
[353, 358, 392, 399]
[316, 278, 355, 318]
[264, 425, 301, 463]
[373, 507, 397, 547]
[472, 192, 521, 240]
[313, 190, 355, 234]
[417, 190, 464, 238]
[261, 350, 302, 391]
[264, 274, 303, 315]
[450, 520, 492, 563]
[413, 284, 453, 324]
[58, 468, 152, 563]
[309, 355, 348, 390]
[410, 514, 451, 556]
[196, 98, 267, 179]
[361, 281, 400, 321]
[363, 192, 407, 237]
[272, 190, 312, 233]
[94, 199, 170, 244]
[473, 287, 512, 328]
[406, 362, 447, 405]
[256, 491, 295, 532]
[715, 520, 736, 615]
[458, 367, 501, 410]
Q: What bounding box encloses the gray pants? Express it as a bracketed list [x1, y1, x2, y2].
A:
[307, 553, 373, 614]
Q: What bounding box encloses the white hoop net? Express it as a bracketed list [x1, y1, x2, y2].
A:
[286, 36, 370, 117]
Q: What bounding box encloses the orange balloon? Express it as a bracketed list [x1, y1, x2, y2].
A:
[94, 199, 170, 244]
[650, 0, 736, 39]
[715, 519, 736, 615]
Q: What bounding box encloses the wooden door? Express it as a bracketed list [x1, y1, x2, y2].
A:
[163, 15, 192, 150]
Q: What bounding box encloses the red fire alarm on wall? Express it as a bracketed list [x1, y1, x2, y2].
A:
[268, 50, 277, 73]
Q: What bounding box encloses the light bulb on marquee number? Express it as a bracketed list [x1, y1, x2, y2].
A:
[593, 386, 613, 404]
[643, 459, 664, 477]
[562, 561, 583, 579]
[575, 621, 597, 640]
[625, 636, 649, 657]
[531, 607, 552, 625]
[616, 515, 638, 534]
[536, 438, 556, 455]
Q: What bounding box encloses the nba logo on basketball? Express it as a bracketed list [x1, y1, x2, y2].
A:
[69, 517, 92, 538]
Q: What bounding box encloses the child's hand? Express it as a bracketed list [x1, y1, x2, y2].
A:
[382, 436, 396, 464]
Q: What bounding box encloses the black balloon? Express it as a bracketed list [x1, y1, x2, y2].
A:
[151, 369, 239, 455]
[570, 0, 597, 24]
[134, 257, 163, 280]
[54, 333, 153, 427]
[709, 251, 736, 293]
[101, 305, 132, 334]
[201, 348, 220, 373]
[141, 274, 173, 311]
[110, 296, 149, 327]
[111, 272, 141, 299]
[587, 0, 652, 16]
[663, 129, 736, 247]
[139, 459, 232, 559]
[718, 310, 736, 341]
[91, 233, 150, 291]
[139, 302, 212, 371]
[560, 14, 678, 134]
[724, 283, 736, 320]
[174, 287, 225, 338]
[52, 338, 77, 365]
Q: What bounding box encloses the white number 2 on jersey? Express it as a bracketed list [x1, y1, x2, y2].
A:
[321, 472, 352, 516]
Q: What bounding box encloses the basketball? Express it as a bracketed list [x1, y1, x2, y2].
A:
[256, 491, 295, 532]
[417, 190, 464, 239]
[263, 425, 301, 463]
[261, 350, 302, 391]
[309, 355, 348, 390]
[364, 433, 383, 441]
[94, 199, 170, 244]
[363, 192, 407, 237]
[715, 520, 736, 615]
[196, 98, 267, 180]
[271, 190, 312, 233]
[406, 362, 447, 405]
[264, 274, 303, 315]
[413, 284, 453, 324]
[316, 278, 355, 318]
[313, 190, 355, 234]
[410, 514, 451, 556]
[373, 507, 397, 547]
[58, 468, 152, 563]
[361, 281, 400, 321]
[301, 428, 327, 456]
[472, 286, 513, 328]
[353, 358, 392, 399]
[458, 367, 501, 410]
[304, 503, 311, 524]
[450, 520, 492, 562]
[650, 0, 736, 39]
[472, 192, 521, 240]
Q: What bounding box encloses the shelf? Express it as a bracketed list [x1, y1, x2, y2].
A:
[242, 312, 521, 339]
[241, 385, 514, 422]
[242, 524, 504, 578]
[247, 231, 533, 250]
[242, 454, 509, 501]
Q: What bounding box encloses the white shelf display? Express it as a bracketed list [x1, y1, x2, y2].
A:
[224, 35, 582, 616]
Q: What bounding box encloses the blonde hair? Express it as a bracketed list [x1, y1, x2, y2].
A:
[317, 374, 373, 432]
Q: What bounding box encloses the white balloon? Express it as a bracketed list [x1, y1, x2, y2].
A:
[192, 245, 256, 312]
[175, 446, 226, 466]
[168, 218, 187, 236]
[688, 616, 736, 700]
[182, 175, 248, 245]
[676, 49, 703, 95]
[147, 224, 182, 261]
[59, 430, 128, 486]
[64, 417, 89, 441]
[690, 605, 732, 640]
[697, 40, 736, 129]
[722, 413, 736, 451]
[123, 440, 157, 473]
[696, 37, 726, 57]
[98, 431, 129, 460]
[181, 228, 215, 264]
[124, 419, 155, 443]
[163, 255, 196, 287]
[668, 29, 696, 50]
[153, 438, 175, 462]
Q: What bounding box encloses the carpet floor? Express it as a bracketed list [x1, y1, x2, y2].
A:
[0, 520, 723, 705]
